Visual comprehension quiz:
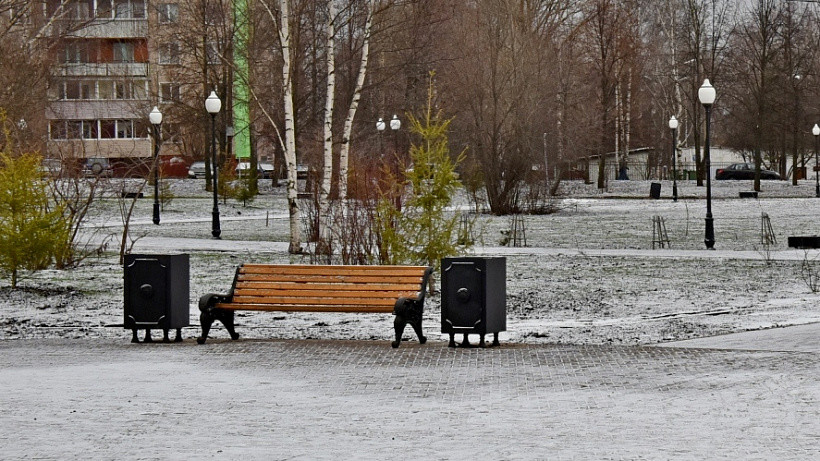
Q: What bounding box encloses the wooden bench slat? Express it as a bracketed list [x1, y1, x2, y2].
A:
[240, 264, 428, 273]
[237, 274, 426, 284]
[233, 288, 419, 299]
[235, 281, 422, 292]
[240, 265, 428, 277]
[230, 295, 399, 306]
[215, 303, 394, 313]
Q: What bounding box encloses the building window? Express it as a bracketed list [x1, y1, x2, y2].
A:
[62, 41, 90, 63]
[49, 120, 102, 139]
[96, 0, 113, 18]
[159, 42, 179, 65]
[65, 0, 93, 19]
[100, 120, 116, 138]
[114, 81, 130, 99]
[50, 121, 67, 139]
[114, 0, 145, 19]
[133, 80, 147, 99]
[116, 120, 134, 138]
[98, 80, 113, 99]
[113, 41, 135, 62]
[62, 80, 94, 99]
[160, 83, 180, 103]
[83, 120, 98, 139]
[66, 121, 82, 139]
[158, 3, 178, 23]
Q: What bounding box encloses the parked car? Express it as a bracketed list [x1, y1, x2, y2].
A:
[82, 158, 113, 177]
[39, 158, 65, 177]
[715, 163, 780, 180]
[235, 162, 275, 179]
[187, 161, 207, 179]
[159, 156, 190, 178]
[297, 164, 308, 179]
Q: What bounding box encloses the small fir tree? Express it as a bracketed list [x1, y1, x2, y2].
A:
[0, 152, 69, 288]
[376, 73, 470, 271]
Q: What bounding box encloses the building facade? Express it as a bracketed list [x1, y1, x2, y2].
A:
[42, 0, 184, 173]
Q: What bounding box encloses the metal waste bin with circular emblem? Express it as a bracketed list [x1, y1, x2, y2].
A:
[123, 254, 190, 343]
[441, 257, 506, 348]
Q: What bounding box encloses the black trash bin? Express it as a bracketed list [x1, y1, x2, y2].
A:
[650, 182, 662, 199]
[441, 257, 506, 348]
[123, 254, 190, 343]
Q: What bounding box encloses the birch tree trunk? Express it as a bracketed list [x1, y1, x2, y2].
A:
[319, 1, 337, 249]
[614, 83, 621, 177]
[279, 0, 301, 253]
[624, 70, 631, 176]
[338, 0, 374, 203]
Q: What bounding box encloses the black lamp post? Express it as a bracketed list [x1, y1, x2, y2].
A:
[699, 79, 716, 250]
[149, 106, 162, 225]
[206, 91, 222, 239]
[376, 117, 385, 159]
[669, 115, 679, 202]
[814, 124, 820, 198]
[389, 115, 401, 210]
[390, 114, 401, 153]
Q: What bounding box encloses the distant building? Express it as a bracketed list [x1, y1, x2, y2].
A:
[585, 147, 656, 184]
[40, 0, 184, 172]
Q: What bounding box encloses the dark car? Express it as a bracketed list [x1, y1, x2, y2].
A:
[82, 158, 113, 177]
[715, 163, 780, 180]
[235, 162, 275, 179]
[187, 161, 207, 179]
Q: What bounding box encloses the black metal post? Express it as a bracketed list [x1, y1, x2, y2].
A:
[210, 113, 221, 239]
[672, 125, 678, 202]
[815, 133, 819, 198]
[152, 123, 161, 225]
[704, 104, 715, 249]
[391, 125, 401, 212]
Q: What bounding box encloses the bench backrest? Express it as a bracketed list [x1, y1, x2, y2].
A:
[220, 264, 433, 313]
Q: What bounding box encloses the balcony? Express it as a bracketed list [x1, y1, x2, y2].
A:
[52, 18, 148, 39]
[47, 138, 153, 160]
[55, 62, 149, 77]
[46, 100, 148, 121]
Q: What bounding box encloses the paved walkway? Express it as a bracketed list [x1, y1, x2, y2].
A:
[2, 325, 820, 460]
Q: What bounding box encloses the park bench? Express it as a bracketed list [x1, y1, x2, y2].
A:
[197, 264, 434, 348]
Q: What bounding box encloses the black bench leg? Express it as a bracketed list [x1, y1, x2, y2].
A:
[198, 308, 239, 344]
[162, 329, 171, 343]
[410, 317, 426, 345]
[448, 333, 456, 348]
[392, 315, 407, 348]
[174, 328, 183, 342]
[217, 309, 240, 341]
[492, 332, 500, 347]
[197, 309, 214, 344]
[131, 329, 140, 343]
[143, 329, 153, 343]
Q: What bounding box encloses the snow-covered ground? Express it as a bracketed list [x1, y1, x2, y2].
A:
[3, 177, 820, 345]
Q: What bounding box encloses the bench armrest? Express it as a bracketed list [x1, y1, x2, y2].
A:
[199, 266, 241, 312]
[199, 293, 231, 312]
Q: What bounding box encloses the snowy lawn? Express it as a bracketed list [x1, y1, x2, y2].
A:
[2, 177, 820, 344]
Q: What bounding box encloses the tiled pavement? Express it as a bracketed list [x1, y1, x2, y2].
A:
[1, 328, 820, 460]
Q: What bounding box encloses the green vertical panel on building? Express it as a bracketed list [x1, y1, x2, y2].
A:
[233, 0, 251, 159]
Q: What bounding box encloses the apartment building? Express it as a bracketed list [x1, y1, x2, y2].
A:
[43, 0, 183, 173]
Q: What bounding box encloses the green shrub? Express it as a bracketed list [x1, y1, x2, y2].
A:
[0, 152, 69, 288]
